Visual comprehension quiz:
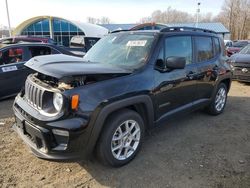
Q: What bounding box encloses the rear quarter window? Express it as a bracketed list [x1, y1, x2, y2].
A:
[213, 37, 221, 56]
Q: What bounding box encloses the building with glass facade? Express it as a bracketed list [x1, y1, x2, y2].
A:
[13, 16, 108, 46]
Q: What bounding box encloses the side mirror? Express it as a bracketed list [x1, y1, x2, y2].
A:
[166, 56, 186, 69]
[155, 59, 166, 71]
[155, 56, 186, 72]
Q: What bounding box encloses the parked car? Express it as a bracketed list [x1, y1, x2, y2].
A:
[13, 27, 232, 167]
[63, 36, 100, 57]
[224, 40, 233, 47]
[226, 40, 249, 57]
[0, 36, 57, 45]
[0, 43, 78, 99]
[229, 44, 250, 82]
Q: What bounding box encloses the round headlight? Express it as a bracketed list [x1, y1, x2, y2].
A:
[53, 93, 63, 111]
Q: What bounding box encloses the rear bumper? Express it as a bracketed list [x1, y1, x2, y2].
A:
[13, 95, 93, 161]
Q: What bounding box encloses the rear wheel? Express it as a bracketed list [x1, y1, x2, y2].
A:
[206, 83, 228, 115]
[96, 109, 144, 167]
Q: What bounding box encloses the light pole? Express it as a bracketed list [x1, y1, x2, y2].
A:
[5, 0, 12, 37]
[195, 2, 201, 28]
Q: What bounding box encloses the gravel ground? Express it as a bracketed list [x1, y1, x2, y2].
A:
[0, 81, 250, 188]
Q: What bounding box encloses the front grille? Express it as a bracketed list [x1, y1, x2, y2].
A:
[25, 77, 45, 110]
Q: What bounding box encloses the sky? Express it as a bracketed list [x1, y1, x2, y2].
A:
[0, 0, 225, 27]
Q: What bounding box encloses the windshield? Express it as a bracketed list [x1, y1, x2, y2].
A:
[83, 33, 155, 69]
[239, 44, 250, 54]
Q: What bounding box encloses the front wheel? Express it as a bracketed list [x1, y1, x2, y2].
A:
[206, 83, 228, 115]
[96, 109, 144, 167]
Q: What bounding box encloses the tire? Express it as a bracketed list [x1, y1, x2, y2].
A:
[96, 109, 145, 167]
[206, 83, 228, 115]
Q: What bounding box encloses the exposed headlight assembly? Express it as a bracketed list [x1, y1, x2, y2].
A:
[53, 92, 63, 111]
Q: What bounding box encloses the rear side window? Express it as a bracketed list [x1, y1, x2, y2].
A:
[165, 36, 193, 65]
[214, 37, 221, 56]
[195, 37, 213, 62]
[28, 46, 51, 58]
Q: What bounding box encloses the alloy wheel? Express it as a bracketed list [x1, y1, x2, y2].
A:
[111, 120, 141, 160]
[215, 87, 226, 112]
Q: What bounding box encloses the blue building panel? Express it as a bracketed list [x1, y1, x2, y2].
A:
[166, 22, 230, 34]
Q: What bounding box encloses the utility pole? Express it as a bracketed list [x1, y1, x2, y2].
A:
[195, 2, 201, 28]
[5, 0, 12, 37]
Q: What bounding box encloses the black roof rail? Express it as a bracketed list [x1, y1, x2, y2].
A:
[110, 29, 131, 33]
[160, 27, 217, 34]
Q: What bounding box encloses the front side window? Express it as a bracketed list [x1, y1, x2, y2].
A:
[195, 37, 213, 62]
[83, 33, 155, 69]
[0, 48, 23, 65]
[165, 36, 193, 65]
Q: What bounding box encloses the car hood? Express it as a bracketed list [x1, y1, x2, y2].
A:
[230, 54, 250, 67]
[25, 54, 132, 79]
[227, 47, 241, 52]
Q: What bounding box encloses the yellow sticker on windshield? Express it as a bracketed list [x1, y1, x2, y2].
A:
[126, 40, 147, 47]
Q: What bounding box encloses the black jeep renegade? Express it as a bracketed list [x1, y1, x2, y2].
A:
[13, 27, 232, 167]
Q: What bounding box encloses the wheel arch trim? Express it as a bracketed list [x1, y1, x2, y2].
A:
[85, 95, 154, 155]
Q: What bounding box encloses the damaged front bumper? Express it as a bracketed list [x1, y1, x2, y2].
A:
[13, 95, 91, 160]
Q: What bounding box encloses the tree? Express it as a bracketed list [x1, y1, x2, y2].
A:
[147, 7, 194, 23]
[139, 7, 212, 24]
[215, 0, 250, 40]
[87, 17, 111, 24]
[87, 17, 97, 24]
[139, 0, 250, 40]
[100, 17, 111, 24]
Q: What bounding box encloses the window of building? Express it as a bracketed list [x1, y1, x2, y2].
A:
[34, 21, 42, 32]
[52, 19, 85, 46]
[70, 24, 77, 32]
[165, 36, 193, 65]
[195, 37, 213, 62]
[42, 19, 50, 31]
[0, 48, 23, 65]
[21, 18, 50, 36]
[20, 18, 85, 47]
